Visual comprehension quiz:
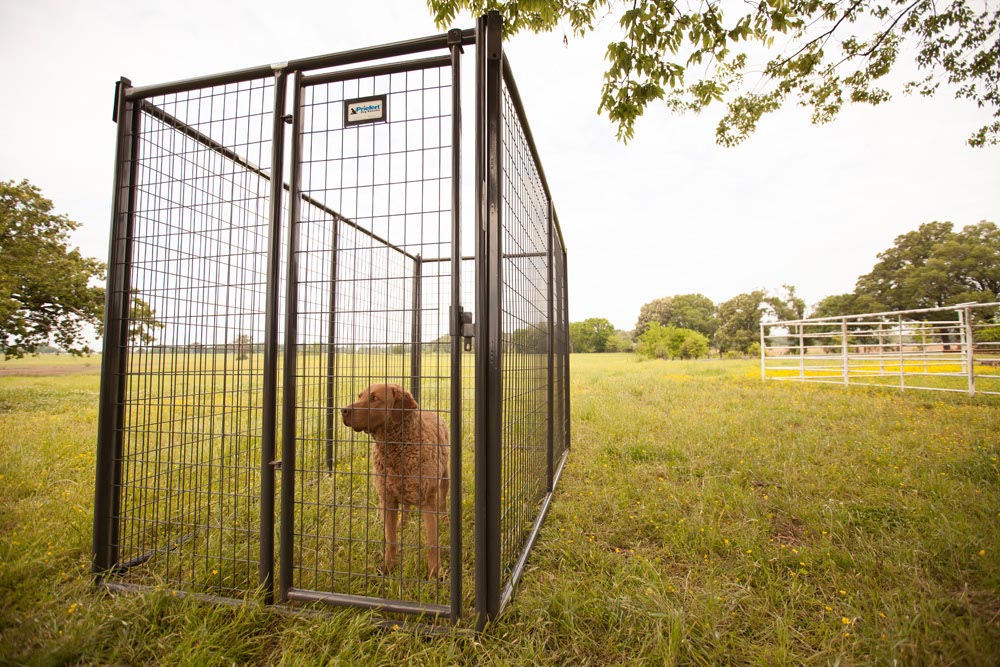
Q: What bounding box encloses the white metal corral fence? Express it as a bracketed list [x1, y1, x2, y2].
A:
[760, 303, 1000, 396]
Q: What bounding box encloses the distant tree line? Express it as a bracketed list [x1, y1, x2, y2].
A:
[3, 181, 995, 362]
[570, 220, 999, 359]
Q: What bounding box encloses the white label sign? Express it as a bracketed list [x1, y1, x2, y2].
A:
[344, 95, 387, 125]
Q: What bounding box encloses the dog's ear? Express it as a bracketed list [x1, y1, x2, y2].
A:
[401, 387, 418, 411]
[386, 385, 418, 423]
[384, 385, 403, 424]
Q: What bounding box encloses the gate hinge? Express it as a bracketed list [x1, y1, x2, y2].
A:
[270, 460, 282, 470]
[282, 114, 293, 124]
[447, 28, 464, 51]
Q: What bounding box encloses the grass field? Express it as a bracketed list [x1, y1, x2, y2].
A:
[1, 353, 998, 665]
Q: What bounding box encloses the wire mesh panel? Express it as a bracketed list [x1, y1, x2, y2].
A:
[472, 12, 571, 625]
[283, 61, 460, 615]
[98, 77, 280, 598]
[496, 74, 551, 591]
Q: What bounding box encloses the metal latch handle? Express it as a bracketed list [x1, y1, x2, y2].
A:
[453, 306, 475, 352]
[461, 310, 475, 352]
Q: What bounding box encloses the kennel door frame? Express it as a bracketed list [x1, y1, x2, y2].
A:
[92, 70, 290, 603]
[277, 45, 466, 621]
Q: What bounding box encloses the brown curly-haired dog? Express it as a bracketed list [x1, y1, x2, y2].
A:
[341, 383, 449, 578]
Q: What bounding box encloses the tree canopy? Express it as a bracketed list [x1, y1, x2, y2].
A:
[810, 291, 883, 319]
[634, 293, 716, 338]
[427, 0, 1000, 147]
[569, 317, 617, 352]
[636, 322, 709, 359]
[1, 180, 105, 357]
[851, 220, 1000, 315]
[714, 286, 804, 353]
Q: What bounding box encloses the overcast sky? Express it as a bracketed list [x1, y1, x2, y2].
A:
[2, 0, 998, 331]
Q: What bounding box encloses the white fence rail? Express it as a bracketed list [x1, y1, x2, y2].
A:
[761, 303, 1000, 396]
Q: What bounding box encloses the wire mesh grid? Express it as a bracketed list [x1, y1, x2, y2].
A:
[110, 78, 279, 597]
[288, 64, 460, 609]
[497, 78, 552, 587]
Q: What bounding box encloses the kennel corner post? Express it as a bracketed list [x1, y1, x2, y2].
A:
[261, 67, 290, 605]
[411, 256, 423, 404]
[474, 9, 504, 631]
[546, 199, 555, 493]
[448, 30, 464, 624]
[324, 212, 340, 474]
[278, 70, 305, 604]
[93, 76, 139, 578]
[562, 245, 570, 452]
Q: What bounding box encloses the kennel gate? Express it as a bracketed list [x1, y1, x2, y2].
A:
[92, 12, 570, 627]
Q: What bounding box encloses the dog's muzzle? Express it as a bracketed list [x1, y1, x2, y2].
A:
[341, 406, 365, 432]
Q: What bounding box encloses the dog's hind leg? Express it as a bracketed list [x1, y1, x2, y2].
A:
[421, 501, 440, 579]
[438, 478, 449, 513]
[382, 497, 399, 573]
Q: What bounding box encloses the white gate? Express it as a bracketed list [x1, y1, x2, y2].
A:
[761, 303, 1000, 396]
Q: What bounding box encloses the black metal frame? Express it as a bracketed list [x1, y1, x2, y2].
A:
[92, 11, 568, 629]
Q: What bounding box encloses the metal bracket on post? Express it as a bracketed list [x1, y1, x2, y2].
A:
[462, 310, 475, 352]
[111, 78, 131, 123]
[447, 28, 465, 51]
[451, 306, 475, 352]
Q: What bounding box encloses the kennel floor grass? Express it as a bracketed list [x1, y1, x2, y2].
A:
[2, 353, 998, 665]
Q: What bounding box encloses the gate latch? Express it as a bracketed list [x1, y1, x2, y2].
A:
[454, 307, 475, 352]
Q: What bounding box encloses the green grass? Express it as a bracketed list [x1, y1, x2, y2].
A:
[2, 353, 998, 665]
[764, 356, 1000, 394]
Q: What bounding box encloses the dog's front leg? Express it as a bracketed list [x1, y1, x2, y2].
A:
[382, 497, 399, 573]
[421, 503, 440, 579]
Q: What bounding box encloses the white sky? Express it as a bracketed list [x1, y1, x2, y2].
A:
[2, 0, 998, 332]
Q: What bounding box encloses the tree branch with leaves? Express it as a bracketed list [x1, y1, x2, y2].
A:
[428, 0, 1000, 146]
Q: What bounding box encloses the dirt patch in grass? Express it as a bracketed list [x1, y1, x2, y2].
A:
[770, 513, 807, 546]
[0, 365, 99, 376]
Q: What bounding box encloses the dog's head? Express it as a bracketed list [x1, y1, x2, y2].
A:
[340, 383, 419, 433]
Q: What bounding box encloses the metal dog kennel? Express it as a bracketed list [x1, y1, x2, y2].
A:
[92, 12, 569, 628]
